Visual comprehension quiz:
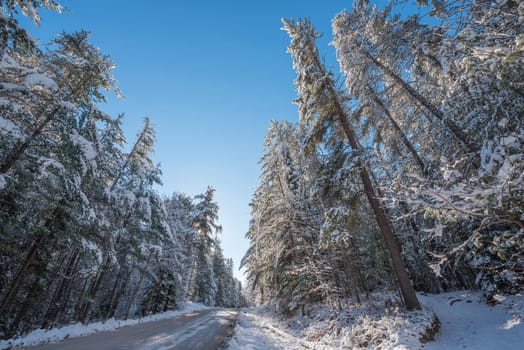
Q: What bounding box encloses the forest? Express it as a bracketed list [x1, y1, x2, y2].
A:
[242, 0, 523, 314]
[0, 0, 523, 347]
[0, 0, 245, 340]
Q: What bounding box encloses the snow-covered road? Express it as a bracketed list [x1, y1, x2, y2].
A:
[20, 309, 238, 350]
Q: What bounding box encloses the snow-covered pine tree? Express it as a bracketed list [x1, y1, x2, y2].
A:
[244, 119, 359, 313]
[331, 0, 523, 297]
[164, 192, 197, 301]
[191, 187, 221, 306]
[1, 2, 245, 338]
[282, 17, 421, 310]
[0, 24, 123, 335]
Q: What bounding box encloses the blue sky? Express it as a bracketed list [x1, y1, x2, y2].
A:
[22, 0, 353, 281]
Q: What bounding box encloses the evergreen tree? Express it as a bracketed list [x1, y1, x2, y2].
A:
[191, 187, 221, 306]
[1, 3, 245, 338]
[282, 17, 421, 310]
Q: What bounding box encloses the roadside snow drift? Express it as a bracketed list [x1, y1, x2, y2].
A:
[0, 302, 211, 349]
[227, 291, 523, 350]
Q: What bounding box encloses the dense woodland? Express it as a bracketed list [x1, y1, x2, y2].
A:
[0, 0, 523, 342]
[243, 0, 523, 313]
[0, 0, 245, 339]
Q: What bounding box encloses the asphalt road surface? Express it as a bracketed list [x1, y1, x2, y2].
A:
[24, 309, 238, 350]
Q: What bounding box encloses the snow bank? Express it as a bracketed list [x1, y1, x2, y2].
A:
[227, 308, 317, 350]
[227, 293, 436, 350]
[227, 291, 523, 349]
[0, 302, 211, 349]
[420, 291, 523, 350]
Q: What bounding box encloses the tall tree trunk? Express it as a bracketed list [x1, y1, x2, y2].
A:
[322, 65, 421, 309]
[361, 169, 421, 309]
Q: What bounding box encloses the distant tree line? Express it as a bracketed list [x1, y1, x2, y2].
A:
[0, 0, 245, 339]
[243, 0, 523, 313]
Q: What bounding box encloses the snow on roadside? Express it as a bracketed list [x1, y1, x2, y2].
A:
[226, 293, 436, 350]
[420, 291, 523, 350]
[227, 291, 523, 350]
[226, 306, 319, 350]
[0, 302, 211, 350]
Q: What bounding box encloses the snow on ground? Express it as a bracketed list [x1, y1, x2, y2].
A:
[420, 291, 523, 350]
[227, 293, 436, 349]
[226, 291, 524, 350]
[0, 302, 211, 350]
[226, 306, 319, 350]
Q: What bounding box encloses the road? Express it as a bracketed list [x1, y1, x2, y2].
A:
[24, 309, 238, 350]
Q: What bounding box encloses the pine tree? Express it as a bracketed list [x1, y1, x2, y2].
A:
[191, 187, 221, 306]
[282, 17, 421, 310]
[1, 2, 245, 338]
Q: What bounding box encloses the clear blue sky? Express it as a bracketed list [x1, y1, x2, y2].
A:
[22, 0, 354, 281]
